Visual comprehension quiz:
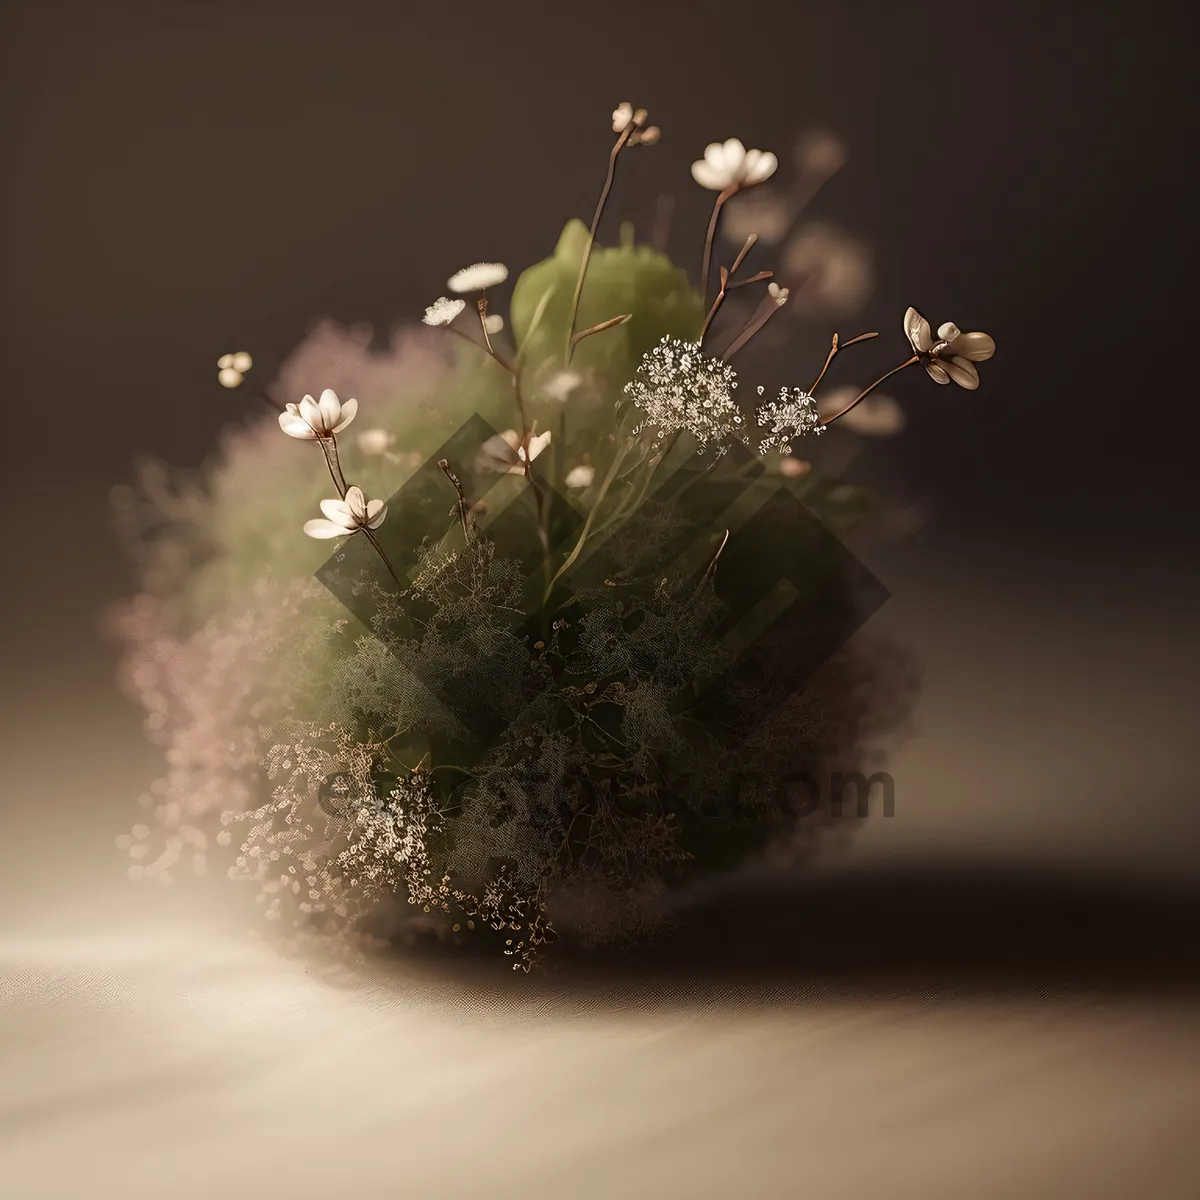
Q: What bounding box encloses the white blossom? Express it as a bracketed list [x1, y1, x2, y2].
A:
[278, 389, 358, 440]
[541, 370, 583, 402]
[357, 428, 395, 456]
[423, 296, 466, 326]
[479, 428, 552, 474]
[518, 430, 552, 467]
[768, 281, 789, 306]
[565, 464, 595, 489]
[691, 138, 778, 191]
[904, 307, 996, 389]
[302, 485, 387, 539]
[624, 336, 745, 456]
[446, 262, 508, 293]
[612, 102, 635, 133]
[756, 386, 825, 454]
[612, 102, 659, 144]
[483, 312, 504, 335]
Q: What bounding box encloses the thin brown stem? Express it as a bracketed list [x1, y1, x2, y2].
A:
[511, 372, 531, 439]
[477, 297, 494, 355]
[571, 312, 632, 348]
[727, 233, 758, 279]
[566, 127, 633, 363]
[523, 456, 554, 617]
[445, 324, 516, 376]
[316, 435, 400, 584]
[808, 330, 879, 394]
[436, 458, 472, 541]
[822, 356, 919, 425]
[726, 269, 773, 289]
[808, 335, 841, 395]
[362, 526, 403, 587]
[700, 185, 738, 298]
[700, 268, 729, 344]
[700, 528, 730, 586]
[700, 235, 759, 346]
[318, 437, 348, 498]
[722, 294, 784, 361]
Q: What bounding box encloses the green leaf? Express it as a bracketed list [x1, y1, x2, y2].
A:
[510, 219, 705, 386]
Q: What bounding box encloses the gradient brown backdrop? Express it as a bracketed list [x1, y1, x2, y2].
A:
[2, 5, 1200, 1198]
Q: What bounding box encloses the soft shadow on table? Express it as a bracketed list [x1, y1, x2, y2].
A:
[373, 866, 1200, 1011]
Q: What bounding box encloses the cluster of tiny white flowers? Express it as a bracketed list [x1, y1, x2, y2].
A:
[329, 774, 446, 908]
[422, 296, 466, 326]
[623, 336, 744, 455]
[755, 386, 825, 454]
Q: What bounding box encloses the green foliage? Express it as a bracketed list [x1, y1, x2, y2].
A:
[510, 219, 705, 385]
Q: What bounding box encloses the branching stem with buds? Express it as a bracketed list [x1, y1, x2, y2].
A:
[701, 235, 759, 345]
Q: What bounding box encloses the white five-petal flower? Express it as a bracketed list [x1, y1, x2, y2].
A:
[691, 138, 778, 192]
[447, 262, 509, 294]
[278, 389, 359, 440]
[904, 307, 996, 390]
[302, 485, 387, 539]
[422, 296, 466, 326]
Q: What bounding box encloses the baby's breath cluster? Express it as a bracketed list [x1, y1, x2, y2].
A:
[623, 335, 744, 455]
[756, 386, 825, 454]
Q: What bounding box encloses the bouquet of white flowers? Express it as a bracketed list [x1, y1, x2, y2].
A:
[115, 103, 994, 968]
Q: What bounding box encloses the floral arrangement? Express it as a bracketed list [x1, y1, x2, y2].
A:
[115, 103, 994, 969]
